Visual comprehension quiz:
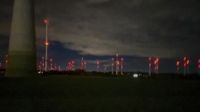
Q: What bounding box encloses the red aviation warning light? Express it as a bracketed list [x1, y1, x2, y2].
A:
[183, 56, 190, 75]
[186, 60, 190, 65]
[44, 41, 49, 46]
[157, 58, 160, 64]
[154, 60, 156, 65]
[154, 58, 160, 65]
[183, 56, 188, 68]
[185, 58, 190, 67]
[154, 57, 160, 74]
[67, 60, 75, 71]
[176, 60, 181, 74]
[44, 18, 49, 25]
[184, 57, 187, 62]
[176, 61, 180, 66]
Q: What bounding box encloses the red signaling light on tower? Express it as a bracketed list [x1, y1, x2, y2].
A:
[176, 60, 181, 73]
[44, 41, 49, 46]
[176, 61, 180, 66]
[183, 56, 188, 68]
[44, 19, 49, 24]
[184, 57, 187, 62]
[186, 60, 190, 65]
[154, 58, 159, 65]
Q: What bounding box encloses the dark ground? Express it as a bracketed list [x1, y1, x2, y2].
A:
[0, 75, 200, 112]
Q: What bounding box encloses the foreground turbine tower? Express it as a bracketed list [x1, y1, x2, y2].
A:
[5, 0, 36, 77]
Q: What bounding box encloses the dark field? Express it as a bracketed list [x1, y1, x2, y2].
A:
[0, 75, 200, 112]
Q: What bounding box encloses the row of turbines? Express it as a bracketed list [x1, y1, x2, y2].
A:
[37, 57, 61, 72]
[111, 53, 124, 75]
[176, 57, 197, 75]
[148, 57, 160, 76]
[37, 53, 125, 75]
[74, 54, 125, 75]
[37, 55, 200, 76]
[148, 56, 200, 75]
[1, 53, 200, 75]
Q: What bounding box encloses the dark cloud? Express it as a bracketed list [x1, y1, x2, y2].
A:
[31, 0, 200, 57]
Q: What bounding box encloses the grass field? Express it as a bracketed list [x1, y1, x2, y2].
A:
[0, 75, 200, 112]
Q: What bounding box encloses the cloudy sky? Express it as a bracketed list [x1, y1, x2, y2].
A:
[0, 0, 200, 72]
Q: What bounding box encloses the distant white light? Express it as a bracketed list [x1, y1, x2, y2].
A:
[133, 73, 139, 78]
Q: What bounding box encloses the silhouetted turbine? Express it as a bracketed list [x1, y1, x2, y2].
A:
[6, 0, 36, 77]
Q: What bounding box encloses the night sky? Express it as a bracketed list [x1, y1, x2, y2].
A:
[0, 0, 200, 73]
